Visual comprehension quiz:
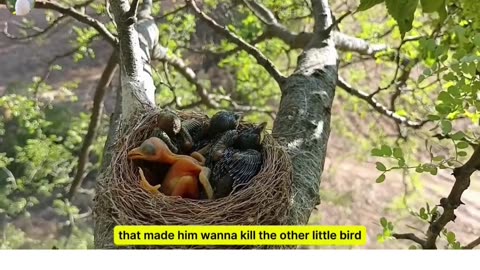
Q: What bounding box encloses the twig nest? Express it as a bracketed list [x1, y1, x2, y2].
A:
[100, 110, 293, 248]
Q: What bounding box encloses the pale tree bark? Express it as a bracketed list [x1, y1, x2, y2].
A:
[271, 0, 337, 225]
[110, 0, 157, 119]
[94, 0, 160, 248]
[93, 0, 337, 248]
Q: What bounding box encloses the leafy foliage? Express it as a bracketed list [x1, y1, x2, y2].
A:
[362, 0, 479, 248]
[0, 81, 99, 249]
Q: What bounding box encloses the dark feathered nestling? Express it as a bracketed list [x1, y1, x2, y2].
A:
[174, 118, 209, 153]
[195, 111, 242, 152]
[207, 111, 242, 137]
[234, 122, 266, 151]
[207, 122, 266, 199]
[210, 148, 263, 198]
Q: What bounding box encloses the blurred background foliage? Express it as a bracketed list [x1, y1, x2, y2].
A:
[1, 0, 479, 249]
[0, 79, 102, 248]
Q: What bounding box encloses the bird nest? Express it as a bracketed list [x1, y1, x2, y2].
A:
[97, 109, 293, 248]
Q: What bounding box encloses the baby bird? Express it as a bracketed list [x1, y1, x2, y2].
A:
[127, 137, 213, 199]
[207, 111, 242, 138]
[207, 122, 266, 199]
[174, 118, 210, 153]
[150, 109, 184, 153]
[195, 111, 242, 153]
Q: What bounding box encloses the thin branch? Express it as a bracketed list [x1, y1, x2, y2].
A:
[105, 0, 116, 26]
[186, 0, 286, 84]
[179, 32, 270, 65]
[332, 31, 388, 56]
[464, 236, 480, 249]
[337, 77, 427, 128]
[67, 50, 118, 200]
[153, 51, 273, 114]
[33, 45, 88, 95]
[0, 0, 117, 46]
[3, 15, 68, 41]
[154, 4, 188, 21]
[242, 0, 387, 55]
[423, 146, 480, 249]
[433, 134, 478, 148]
[393, 233, 426, 248]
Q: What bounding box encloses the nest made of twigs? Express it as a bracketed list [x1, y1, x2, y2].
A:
[98, 109, 293, 248]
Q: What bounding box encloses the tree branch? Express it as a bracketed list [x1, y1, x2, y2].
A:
[3, 15, 68, 41]
[423, 146, 480, 249]
[241, 0, 387, 55]
[0, 0, 117, 46]
[33, 42, 96, 95]
[392, 147, 480, 249]
[393, 233, 426, 248]
[153, 51, 274, 114]
[337, 77, 427, 128]
[464, 236, 480, 249]
[332, 31, 387, 56]
[67, 50, 118, 201]
[186, 0, 286, 85]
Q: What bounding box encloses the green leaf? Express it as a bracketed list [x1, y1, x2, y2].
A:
[473, 33, 480, 48]
[393, 147, 404, 159]
[419, 207, 429, 219]
[435, 104, 452, 115]
[438, 91, 454, 104]
[436, 2, 447, 23]
[358, 0, 385, 11]
[387, 222, 394, 230]
[418, 74, 426, 83]
[376, 162, 387, 171]
[440, 120, 452, 134]
[380, 145, 393, 156]
[371, 148, 384, 157]
[420, 0, 444, 13]
[450, 131, 465, 140]
[385, 0, 419, 37]
[456, 141, 469, 149]
[380, 217, 388, 227]
[376, 174, 386, 183]
[446, 231, 456, 243]
[396, 109, 408, 117]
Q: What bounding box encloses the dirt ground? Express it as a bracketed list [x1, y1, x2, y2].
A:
[1, 7, 479, 249]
